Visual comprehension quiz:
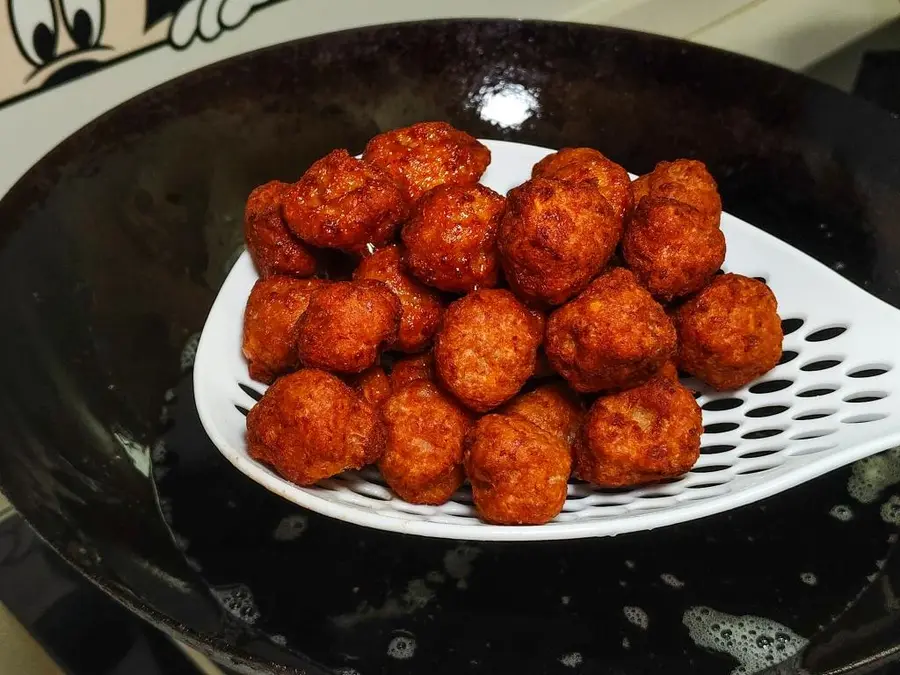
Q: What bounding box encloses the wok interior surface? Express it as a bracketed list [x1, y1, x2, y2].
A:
[2, 19, 900, 675]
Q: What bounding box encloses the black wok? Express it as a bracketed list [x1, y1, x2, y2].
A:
[2, 19, 900, 675]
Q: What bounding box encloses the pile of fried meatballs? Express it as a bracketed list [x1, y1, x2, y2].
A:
[241, 121, 783, 526]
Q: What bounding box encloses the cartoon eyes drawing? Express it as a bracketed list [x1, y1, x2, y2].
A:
[0, 0, 278, 110]
[9, 0, 58, 67]
[60, 0, 104, 50]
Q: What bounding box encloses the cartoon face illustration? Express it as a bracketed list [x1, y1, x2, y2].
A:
[0, 0, 278, 109]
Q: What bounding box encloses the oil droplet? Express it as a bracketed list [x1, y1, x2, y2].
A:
[880, 495, 900, 525]
[444, 544, 480, 582]
[623, 606, 649, 629]
[212, 584, 261, 624]
[180, 333, 201, 371]
[683, 606, 806, 675]
[273, 514, 308, 541]
[829, 505, 854, 521]
[847, 447, 900, 503]
[661, 573, 685, 588]
[559, 652, 582, 668]
[387, 635, 416, 660]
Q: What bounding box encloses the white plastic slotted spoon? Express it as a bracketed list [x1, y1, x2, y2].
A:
[193, 139, 900, 542]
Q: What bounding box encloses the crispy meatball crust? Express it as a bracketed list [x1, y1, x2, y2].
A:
[576, 371, 702, 487]
[435, 289, 544, 412]
[390, 352, 435, 390]
[498, 178, 621, 307]
[532, 148, 633, 221]
[347, 366, 393, 409]
[363, 121, 491, 203]
[244, 181, 317, 278]
[545, 268, 677, 393]
[247, 369, 385, 485]
[500, 383, 584, 449]
[402, 183, 506, 293]
[641, 159, 721, 228]
[674, 273, 783, 390]
[296, 280, 401, 373]
[623, 197, 726, 301]
[380, 381, 472, 504]
[631, 174, 650, 205]
[353, 245, 443, 352]
[465, 414, 571, 525]
[242, 276, 328, 384]
[282, 149, 409, 254]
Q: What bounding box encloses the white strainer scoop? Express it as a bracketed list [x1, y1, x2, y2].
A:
[193, 139, 900, 542]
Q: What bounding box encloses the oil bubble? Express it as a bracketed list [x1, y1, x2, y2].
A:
[387, 635, 416, 660]
[559, 652, 582, 668]
[623, 606, 649, 629]
[847, 447, 900, 503]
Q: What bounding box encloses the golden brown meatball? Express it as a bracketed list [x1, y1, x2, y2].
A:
[465, 414, 571, 525]
[641, 159, 721, 228]
[623, 197, 726, 301]
[674, 273, 783, 390]
[347, 366, 393, 409]
[244, 181, 317, 278]
[500, 383, 584, 449]
[545, 268, 677, 393]
[246, 369, 385, 485]
[576, 371, 702, 487]
[532, 147, 604, 177]
[380, 381, 472, 504]
[434, 289, 544, 412]
[242, 276, 328, 384]
[498, 178, 621, 307]
[296, 280, 401, 373]
[402, 183, 506, 293]
[363, 121, 491, 203]
[390, 352, 435, 390]
[532, 147, 633, 221]
[353, 245, 443, 353]
[281, 149, 409, 254]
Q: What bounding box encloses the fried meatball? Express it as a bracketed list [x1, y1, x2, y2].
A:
[434, 289, 544, 412]
[380, 381, 472, 504]
[363, 121, 491, 203]
[242, 276, 328, 384]
[402, 183, 506, 293]
[641, 159, 721, 228]
[576, 371, 702, 487]
[296, 280, 401, 373]
[532, 147, 604, 177]
[390, 352, 435, 390]
[465, 414, 571, 525]
[247, 369, 385, 485]
[501, 383, 584, 449]
[244, 181, 317, 278]
[498, 178, 621, 307]
[282, 149, 409, 254]
[353, 245, 443, 352]
[674, 273, 782, 390]
[348, 366, 392, 409]
[545, 268, 677, 393]
[623, 197, 726, 301]
[532, 147, 633, 221]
